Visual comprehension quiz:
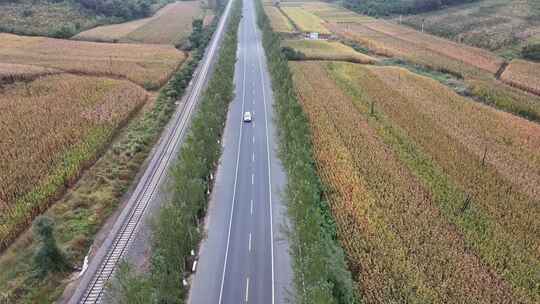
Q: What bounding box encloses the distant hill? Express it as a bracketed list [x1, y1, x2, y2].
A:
[0, 0, 175, 38]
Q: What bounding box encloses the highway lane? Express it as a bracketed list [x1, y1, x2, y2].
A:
[189, 0, 292, 303]
[65, 0, 235, 303]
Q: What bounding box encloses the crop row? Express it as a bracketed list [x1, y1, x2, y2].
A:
[290, 60, 539, 303]
[327, 62, 540, 302]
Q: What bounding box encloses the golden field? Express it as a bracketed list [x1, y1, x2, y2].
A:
[500, 59, 540, 96]
[290, 60, 540, 304]
[75, 1, 205, 45]
[0, 74, 148, 250]
[283, 39, 377, 63]
[285, 1, 540, 120]
[0, 33, 185, 88]
[281, 6, 330, 34]
[0, 63, 60, 83]
[264, 5, 294, 33]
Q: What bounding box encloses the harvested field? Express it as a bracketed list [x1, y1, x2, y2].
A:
[75, 1, 204, 45]
[290, 60, 540, 303]
[500, 59, 540, 95]
[0, 33, 185, 88]
[0, 74, 148, 250]
[264, 5, 294, 33]
[283, 39, 377, 63]
[281, 7, 330, 34]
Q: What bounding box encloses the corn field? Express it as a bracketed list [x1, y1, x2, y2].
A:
[0, 74, 147, 250]
[290, 61, 540, 304]
[0, 33, 185, 88]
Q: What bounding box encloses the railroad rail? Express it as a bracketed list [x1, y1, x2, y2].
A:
[75, 1, 234, 302]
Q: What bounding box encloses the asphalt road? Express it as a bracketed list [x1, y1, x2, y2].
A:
[64, 1, 235, 302]
[188, 0, 292, 303]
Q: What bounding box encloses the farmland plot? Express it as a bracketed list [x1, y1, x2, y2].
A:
[0, 74, 147, 250]
[281, 7, 330, 34]
[290, 61, 540, 303]
[0, 33, 184, 88]
[264, 5, 294, 33]
[322, 15, 540, 121]
[0, 63, 60, 84]
[325, 21, 504, 76]
[500, 59, 540, 96]
[75, 1, 205, 45]
[283, 39, 377, 63]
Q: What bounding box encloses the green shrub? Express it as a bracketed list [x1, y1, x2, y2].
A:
[32, 216, 70, 278]
[522, 43, 540, 61]
[281, 46, 305, 60]
[50, 23, 78, 38]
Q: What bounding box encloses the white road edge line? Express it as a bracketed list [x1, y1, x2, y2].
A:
[253, 6, 275, 304]
[252, 173, 254, 185]
[250, 199, 253, 215]
[218, 2, 246, 302]
[245, 277, 250, 303]
[248, 233, 252, 252]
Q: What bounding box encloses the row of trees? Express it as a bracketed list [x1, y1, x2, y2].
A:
[78, 0, 153, 20]
[255, 1, 360, 303]
[106, 1, 241, 303]
[342, 0, 479, 16]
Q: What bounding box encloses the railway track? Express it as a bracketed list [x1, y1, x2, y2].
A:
[74, 2, 234, 303]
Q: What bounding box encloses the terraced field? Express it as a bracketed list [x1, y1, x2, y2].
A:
[290, 60, 540, 304]
[500, 59, 540, 95]
[0, 33, 185, 89]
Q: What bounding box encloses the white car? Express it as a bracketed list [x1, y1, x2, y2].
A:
[243, 111, 252, 122]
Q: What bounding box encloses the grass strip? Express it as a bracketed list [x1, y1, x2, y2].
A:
[255, 1, 360, 303]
